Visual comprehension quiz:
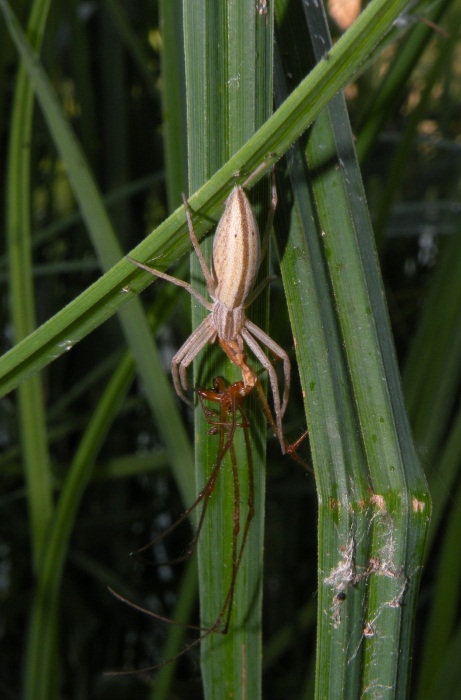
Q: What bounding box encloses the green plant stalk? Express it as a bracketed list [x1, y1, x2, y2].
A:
[274, 2, 430, 697]
[6, 0, 54, 574]
[0, 0, 419, 402]
[274, 8, 371, 696]
[183, 1, 272, 697]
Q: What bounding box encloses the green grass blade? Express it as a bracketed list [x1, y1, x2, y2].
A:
[274, 2, 430, 697]
[424, 403, 461, 554]
[6, 0, 54, 573]
[184, 1, 272, 697]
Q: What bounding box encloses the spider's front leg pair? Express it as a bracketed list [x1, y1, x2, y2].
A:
[128, 172, 290, 452]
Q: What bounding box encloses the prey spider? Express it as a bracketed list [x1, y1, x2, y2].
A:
[128, 169, 291, 451]
[108, 373, 308, 675]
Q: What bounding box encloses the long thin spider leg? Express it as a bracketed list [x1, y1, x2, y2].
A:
[106, 597, 230, 677]
[200, 409, 249, 432]
[286, 429, 310, 470]
[107, 375, 305, 679]
[214, 409, 255, 635]
[133, 424, 229, 567]
[105, 573, 234, 679]
[181, 193, 216, 294]
[170, 317, 216, 403]
[214, 384, 310, 638]
[105, 614, 208, 677]
[244, 318, 291, 414]
[135, 380, 244, 570]
[221, 436, 240, 634]
[252, 379, 310, 470]
[241, 328, 286, 453]
[127, 256, 212, 310]
[107, 444, 246, 683]
[107, 586, 204, 632]
[184, 387, 241, 562]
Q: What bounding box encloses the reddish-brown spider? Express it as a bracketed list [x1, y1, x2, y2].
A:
[108, 373, 308, 675]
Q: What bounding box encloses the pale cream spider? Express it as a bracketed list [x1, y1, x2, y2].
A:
[128, 173, 290, 451]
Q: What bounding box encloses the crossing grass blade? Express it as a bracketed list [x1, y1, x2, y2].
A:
[0, 0, 417, 399]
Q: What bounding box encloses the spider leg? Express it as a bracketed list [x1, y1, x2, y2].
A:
[127, 256, 212, 310]
[241, 325, 290, 454]
[181, 193, 216, 296]
[171, 317, 216, 405]
[244, 319, 290, 415]
[218, 412, 255, 634]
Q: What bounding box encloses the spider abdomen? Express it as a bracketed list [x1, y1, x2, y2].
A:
[212, 186, 260, 309]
